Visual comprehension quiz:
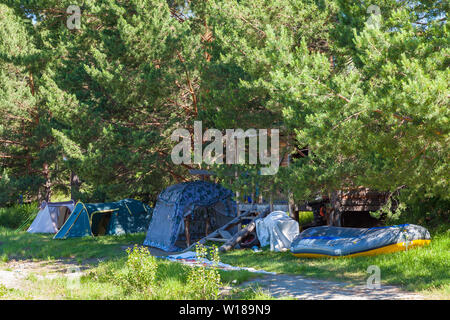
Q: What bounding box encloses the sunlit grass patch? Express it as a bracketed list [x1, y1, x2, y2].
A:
[221, 229, 450, 294]
[0, 226, 146, 261]
[228, 285, 276, 300]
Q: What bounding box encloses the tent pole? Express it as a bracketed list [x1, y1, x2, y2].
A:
[184, 217, 191, 247]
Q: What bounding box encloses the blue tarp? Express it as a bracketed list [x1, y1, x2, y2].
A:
[143, 181, 236, 251]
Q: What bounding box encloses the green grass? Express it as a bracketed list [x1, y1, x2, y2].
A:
[0, 226, 146, 261]
[82, 256, 258, 300]
[220, 229, 450, 294]
[0, 227, 261, 300]
[1, 226, 448, 298]
[0, 248, 259, 300]
[0, 206, 448, 299]
[227, 286, 277, 300]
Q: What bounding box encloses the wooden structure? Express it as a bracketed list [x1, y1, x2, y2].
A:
[219, 207, 270, 252]
[329, 188, 390, 227]
[183, 208, 258, 252]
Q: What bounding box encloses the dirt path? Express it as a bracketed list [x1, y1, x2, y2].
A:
[0, 259, 93, 292]
[240, 274, 425, 300]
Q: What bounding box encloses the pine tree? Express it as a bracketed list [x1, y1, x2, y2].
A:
[2, 0, 447, 213]
[190, 0, 449, 207]
[3, 0, 207, 202]
[0, 3, 47, 203]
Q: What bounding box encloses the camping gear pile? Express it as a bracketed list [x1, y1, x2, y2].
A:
[160, 251, 276, 275]
[255, 211, 299, 252]
[25, 180, 431, 260]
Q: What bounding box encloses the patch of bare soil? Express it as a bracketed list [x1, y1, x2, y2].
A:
[0, 258, 97, 291]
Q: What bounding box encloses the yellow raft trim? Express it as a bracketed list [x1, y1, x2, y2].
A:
[292, 239, 431, 258]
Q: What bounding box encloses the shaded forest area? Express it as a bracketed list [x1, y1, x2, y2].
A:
[0, 0, 448, 223]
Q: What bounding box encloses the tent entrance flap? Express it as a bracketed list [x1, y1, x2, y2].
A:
[178, 206, 237, 243]
[93, 213, 112, 236]
[56, 206, 72, 229]
[90, 209, 118, 236]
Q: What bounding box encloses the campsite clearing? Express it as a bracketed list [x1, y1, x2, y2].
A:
[0, 227, 448, 299]
[0, 255, 439, 300]
[0, 253, 259, 300]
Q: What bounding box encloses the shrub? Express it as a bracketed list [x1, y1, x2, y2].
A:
[0, 203, 38, 230]
[119, 245, 157, 296]
[186, 244, 222, 300]
[396, 194, 450, 234]
[297, 211, 314, 225]
[0, 284, 9, 297]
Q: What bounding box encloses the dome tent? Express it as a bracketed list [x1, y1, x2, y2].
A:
[27, 201, 75, 234]
[53, 199, 152, 239]
[143, 181, 236, 251]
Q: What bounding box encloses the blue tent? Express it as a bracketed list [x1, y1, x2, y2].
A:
[143, 181, 236, 251]
[54, 199, 153, 239]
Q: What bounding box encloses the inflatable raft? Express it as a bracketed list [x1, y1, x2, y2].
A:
[290, 224, 430, 258]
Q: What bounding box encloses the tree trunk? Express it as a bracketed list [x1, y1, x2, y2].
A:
[42, 162, 52, 202]
[70, 171, 81, 201]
